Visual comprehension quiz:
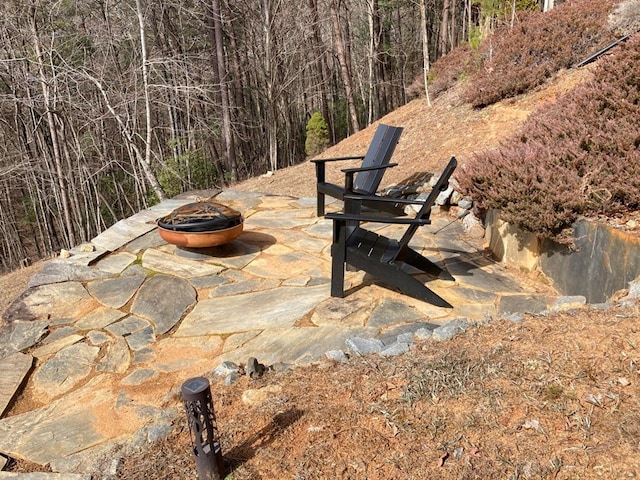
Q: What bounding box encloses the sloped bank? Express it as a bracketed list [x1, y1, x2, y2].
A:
[486, 210, 640, 303]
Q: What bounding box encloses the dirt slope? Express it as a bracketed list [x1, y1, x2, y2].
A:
[233, 66, 593, 199]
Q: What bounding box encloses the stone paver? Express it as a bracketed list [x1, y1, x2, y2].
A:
[86, 272, 146, 309]
[33, 344, 100, 401]
[131, 275, 196, 334]
[74, 306, 126, 330]
[0, 189, 562, 476]
[3, 283, 96, 323]
[176, 285, 330, 336]
[0, 352, 32, 416]
[94, 252, 137, 274]
[141, 249, 224, 278]
[0, 378, 118, 466]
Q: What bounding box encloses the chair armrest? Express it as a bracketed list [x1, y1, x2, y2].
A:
[310, 155, 365, 164]
[342, 194, 427, 206]
[314, 155, 366, 184]
[341, 163, 398, 174]
[326, 212, 431, 226]
[342, 163, 398, 192]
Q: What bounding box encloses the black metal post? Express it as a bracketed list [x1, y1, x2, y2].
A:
[182, 377, 225, 480]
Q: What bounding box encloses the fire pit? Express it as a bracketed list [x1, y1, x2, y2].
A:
[156, 200, 243, 248]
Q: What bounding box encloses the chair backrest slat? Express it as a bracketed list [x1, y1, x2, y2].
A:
[354, 124, 403, 193]
[394, 156, 457, 258]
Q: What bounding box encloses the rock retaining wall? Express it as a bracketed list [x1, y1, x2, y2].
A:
[485, 210, 640, 303]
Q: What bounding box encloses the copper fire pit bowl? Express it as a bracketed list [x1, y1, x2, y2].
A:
[156, 200, 243, 248]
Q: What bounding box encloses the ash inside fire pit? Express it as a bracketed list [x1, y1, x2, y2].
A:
[157, 200, 243, 248]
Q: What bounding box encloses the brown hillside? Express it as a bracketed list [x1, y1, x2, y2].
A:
[233, 66, 593, 199]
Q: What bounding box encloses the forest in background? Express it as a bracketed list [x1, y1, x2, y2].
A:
[0, 0, 550, 273]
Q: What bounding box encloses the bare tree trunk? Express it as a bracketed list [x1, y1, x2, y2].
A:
[211, 0, 238, 181]
[28, 3, 76, 247]
[328, 0, 360, 134]
[439, 0, 451, 56]
[135, 0, 166, 200]
[307, 0, 331, 135]
[420, 0, 431, 107]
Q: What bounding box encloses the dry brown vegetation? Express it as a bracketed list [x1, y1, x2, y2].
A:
[116, 305, 640, 480]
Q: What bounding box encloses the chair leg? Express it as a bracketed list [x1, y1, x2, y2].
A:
[397, 246, 443, 277]
[317, 192, 325, 217]
[347, 249, 452, 308]
[330, 219, 347, 297]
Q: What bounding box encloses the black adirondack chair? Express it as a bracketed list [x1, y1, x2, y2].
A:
[326, 157, 457, 307]
[311, 124, 403, 216]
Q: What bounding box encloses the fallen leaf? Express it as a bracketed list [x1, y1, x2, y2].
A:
[618, 377, 631, 386]
[438, 452, 449, 467]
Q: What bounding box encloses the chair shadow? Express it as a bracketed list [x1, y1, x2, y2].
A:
[341, 245, 500, 298]
[223, 408, 304, 473]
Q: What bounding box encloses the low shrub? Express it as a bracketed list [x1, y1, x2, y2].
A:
[463, 0, 617, 107]
[457, 33, 640, 244]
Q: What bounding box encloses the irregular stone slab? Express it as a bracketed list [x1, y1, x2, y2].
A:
[32, 335, 85, 360]
[303, 221, 333, 239]
[189, 274, 229, 289]
[453, 287, 499, 304]
[141, 249, 224, 278]
[121, 369, 157, 386]
[0, 474, 91, 479]
[27, 261, 111, 289]
[153, 336, 224, 374]
[549, 295, 586, 312]
[122, 228, 165, 254]
[222, 331, 261, 353]
[244, 250, 326, 279]
[0, 376, 140, 466]
[42, 326, 79, 344]
[33, 344, 100, 401]
[3, 283, 95, 323]
[379, 342, 411, 357]
[94, 252, 137, 274]
[325, 350, 349, 362]
[244, 210, 317, 229]
[131, 275, 196, 334]
[47, 437, 125, 477]
[91, 218, 157, 252]
[132, 348, 155, 365]
[378, 322, 439, 346]
[0, 352, 33, 417]
[96, 337, 130, 374]
[0, 320, 49, 352]
[220, 325, 377, 366]
[367, 299, 423, 328]
[86, 272, 146, 310]
[445, 257, 523, 293]
[105, 316, 151, 337]
[311, 296, 372, 327]
[124, 326, 155, 351]
[74, 306, 126, 330]
[86, 331, 110, 346]
[346, 337, 385, 355]
[174, 241, 261, 270]
[209, 278, 263, 297]
[175, 285, 330, 336]
[498, 295, 550, 315]
[432, 318, 469, 341]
